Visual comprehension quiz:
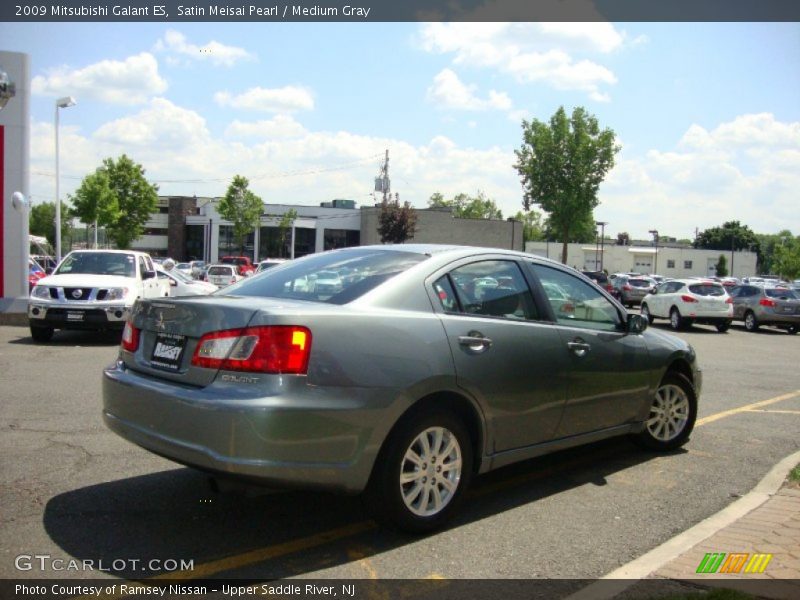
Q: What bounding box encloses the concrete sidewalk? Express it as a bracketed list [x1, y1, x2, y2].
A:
[569, 450, 800, 600]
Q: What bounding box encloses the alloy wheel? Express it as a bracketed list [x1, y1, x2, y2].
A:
[400, 426, 463, 517]
[646, 383, 690, 442]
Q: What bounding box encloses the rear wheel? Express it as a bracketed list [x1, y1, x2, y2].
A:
[29, 324, 54, 343]
[715, 320, 732, 333]
[669, 308, 684, 330]
[744, 311, 759, 332]
[633, 372, 697, 451]
[365, 410, 473, 533]
[788, 325, 798, 335]
[641, 303, 655, 325]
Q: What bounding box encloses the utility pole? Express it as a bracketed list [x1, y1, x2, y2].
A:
[596, 221, 608, 272]
[375, 149, 390, 203]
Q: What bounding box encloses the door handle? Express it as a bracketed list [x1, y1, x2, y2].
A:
[567, 339, 591, 357]
[458, 331, 493, 353]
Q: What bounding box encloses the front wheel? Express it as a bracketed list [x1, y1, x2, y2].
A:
[641, 303, 655, 325]
[787, 325, 798, 335]
[669, 308, 684, 330]
[716, 320, 732, 333]
[633, 372, 697, 451]
[365, 410, 473, 533]
[30, 324, 54, 343]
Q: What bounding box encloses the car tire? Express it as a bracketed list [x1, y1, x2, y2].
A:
[669, 307, 684, 330]
[29, 324, 54, 343]
[641, 303, 655, 325]
[787, 325, 798, 335]
[364, 410, 473, 533]
[715, 320, 732, 333]
[744, 311, 759, 332]
[632, 372, 697, 451]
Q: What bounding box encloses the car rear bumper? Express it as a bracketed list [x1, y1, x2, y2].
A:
[102, 361, 384, 493]
[753, 311, 800, 326]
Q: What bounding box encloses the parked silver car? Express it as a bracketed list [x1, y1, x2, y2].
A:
[729, 285, 800, 334]
[612, 275, 657, 307]
[103, 246, 702, 532]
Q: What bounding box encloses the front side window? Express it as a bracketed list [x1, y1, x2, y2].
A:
[531, 264, 622, 331]
[436, 260, 538, 320]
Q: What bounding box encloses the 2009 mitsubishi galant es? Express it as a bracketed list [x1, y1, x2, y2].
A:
[103, 245, 701, 532]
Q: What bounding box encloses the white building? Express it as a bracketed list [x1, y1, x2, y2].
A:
[525, 241, 758, 279]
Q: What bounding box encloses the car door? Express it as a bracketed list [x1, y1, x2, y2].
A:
[528, 263, 651, 437]
[432, 259, 570, 452]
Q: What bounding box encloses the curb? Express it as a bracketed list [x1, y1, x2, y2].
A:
[566, 449, 800, 600]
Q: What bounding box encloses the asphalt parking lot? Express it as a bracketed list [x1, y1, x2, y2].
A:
[0, 322, 798, 583]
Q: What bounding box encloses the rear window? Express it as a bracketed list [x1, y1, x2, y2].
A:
[224, 249, 429, 304]
[765, 288, 798, 299]
[629, 279, 654, 288]
[221, 257, 247, 266]
[688, 283, 726, 296]
[208, 266, 234, 275]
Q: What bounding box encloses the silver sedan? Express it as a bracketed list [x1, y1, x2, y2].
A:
[103, 245, 701, 532]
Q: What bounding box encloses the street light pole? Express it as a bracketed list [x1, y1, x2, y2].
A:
[648, 229, 659, 275]
[596, 221, 608, 272]
[54, 96, 76, 263]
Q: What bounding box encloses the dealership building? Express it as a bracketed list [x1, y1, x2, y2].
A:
[131, 195, 524, 262]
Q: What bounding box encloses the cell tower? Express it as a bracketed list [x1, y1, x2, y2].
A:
[374, 149, 390, 203]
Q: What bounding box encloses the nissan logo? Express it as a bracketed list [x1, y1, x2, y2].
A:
[71, 289, 83, 299]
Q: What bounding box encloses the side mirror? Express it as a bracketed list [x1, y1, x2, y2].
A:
[169, 279, 177, 287]
[627, 313, 648, 335]
[142, 270, 156, 280]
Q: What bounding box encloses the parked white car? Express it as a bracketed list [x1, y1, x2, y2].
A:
[156, 265, 218, 296]
[255, 258, 287, 273]
[28, 250, 170, 342]
[640, 278, 733, 332]
[205, 264, 243, 287]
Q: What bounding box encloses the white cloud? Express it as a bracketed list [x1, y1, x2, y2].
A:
[31, 53, 167, 105]
[426, 69, 512, 111]
[214, 86, 315, 113]
[418, 22, 622, 101]
[225, 115, 308, 139]
[154, 29, 254, 67]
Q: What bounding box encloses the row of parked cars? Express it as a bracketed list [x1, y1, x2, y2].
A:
[581, 270, 799, 335]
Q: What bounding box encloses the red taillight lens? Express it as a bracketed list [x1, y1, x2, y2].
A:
[192, 326, 312, 374]
[759, 298, 776, 307]
[623, 284, 632, 291]
[121, 321, 140, 352]
[681, 295, 698, 303]
[726, 297, 733, 304]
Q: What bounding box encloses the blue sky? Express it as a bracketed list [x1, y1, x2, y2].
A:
[2, 21, 799, 240]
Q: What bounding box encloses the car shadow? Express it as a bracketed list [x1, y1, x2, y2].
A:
[8, 328, 122, 346]
[42, 438, 677, 580]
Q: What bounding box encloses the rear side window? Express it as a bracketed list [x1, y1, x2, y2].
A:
[688, 284, 726, 296]
[765, 288, 798, 299]
[226, 249, 428, 304]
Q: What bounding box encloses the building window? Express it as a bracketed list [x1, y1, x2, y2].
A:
[141, 227, 168, 236]
[185, 225, 205, 261]
[684, 260, 693, 269]
[294, 228, 316, 258]
[324, 229, 360, 251]
[218, 225, 254, 260]
[667, 259, 675, 269]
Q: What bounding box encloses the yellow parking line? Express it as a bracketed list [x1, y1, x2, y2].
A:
[744, 409, 800, 415]
[696, 390, 800, 427]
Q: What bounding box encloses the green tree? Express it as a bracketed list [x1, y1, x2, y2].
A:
[514, 106, 619, 263]
[218, 175, 263, 255]
[694, 221, 760, 253]
[544, 211, 597, 244]
[714, 254, 728, 277]
[29, 201, 71, 248]
[755, 230, 793, 275]
[278, 208, 298, 258]
[617, 232, 630, 246]
[512, 210, 546, 242]
[428, 191, 503, 219]
[69, 168, 120, 245]
[772, 235, 800, 280]
[378, 194, 417, 244]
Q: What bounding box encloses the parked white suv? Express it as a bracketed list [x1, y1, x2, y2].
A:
[640, 278, 733, 332]
[28, 250, 170, 342]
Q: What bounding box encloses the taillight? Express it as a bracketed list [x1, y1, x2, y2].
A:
[726, 297, 733, 304]
[121, 321, 140, 352]
[192, 325, 312, 374]
[681, 295, 698, 303]
[759, 298, 776, 307]
[623, 284, 632, 291]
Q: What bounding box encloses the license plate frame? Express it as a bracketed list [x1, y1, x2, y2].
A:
[66, 311, 84, 321]
[150, 333, 187, 371]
